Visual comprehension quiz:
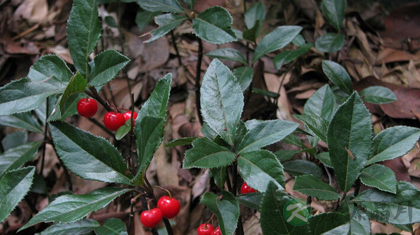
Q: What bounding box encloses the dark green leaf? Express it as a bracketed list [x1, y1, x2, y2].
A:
[0, 78, 64, 116]
[282, 133, 305, 149]
[60, 93, 86, 120]
[144, 13, 187, 43]
[315, 33, 344, 53]
[320, 0, 346, 30]
[360, 86, 397, 104]
[205, 48, 247, 65]
[309, 213, 348, 234]
[261, 182, 311, 234]
[243, 20, 261, 42]
[233, 67, 253, 92]
[0, 112, 42, 132]
[273, 44, 312, 70]
[19, 187, 131, 231]
[327, 92, 372, 192]
[136, 0, 184, 13]
[200, 191, 239, 235]
[104, 16, 118, 28]
[1, 130, 27, 151]
[211, 167, 227, 188]
[37, 219, 100, 235]
[234, 120, 247, 148]
[115, 124, 131, 141]
[67, 0, 102, 76]
[368, 126, 420, 165]
[165, 137, 198, 147]
[200, 59, 243, 145]
[0, 167, 35, 222]
[293, 175, 340, 200]
[321, 224, 350, 234]
[238, 120, 298, 154]
[303, 84, 337, 122]
[349, 204, 371, 235]
[353, 181, 420, 224]
[0, 141, 42, 178]
[136, 10, 161, 31]
[181, 0, 195, 9]
[244, 2, 265, 40]
[183, 138, 235, 169]
[94, 218, 128, 235]
[322, 60, 353, 95]
[50, 121, 133, 185]
[360, 164, 396, 193]
[238, 150, 285, 192]
[294, 114, 329, 143]
[283, 160, 323, 178]
[252, 88, 280, 98]
[201, 122, 218, 141]
[88, 50, 130, 86]
[252, 26, 302, 63]
[292, 34, 306, 47]
[236, 192, 263, 210]
[315, 152, 332, 168]
[192, 6, 237, 44]
[274, 150, 300, 162]
[30, 173, 47, 195]
[28, 54, 73, 84]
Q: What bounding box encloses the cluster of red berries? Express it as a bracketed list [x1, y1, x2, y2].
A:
[197, 224, 221, 235]
[77, 97, 137, 131]
[140, 196, 181, 228]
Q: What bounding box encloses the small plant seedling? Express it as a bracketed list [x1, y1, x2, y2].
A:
[77, 97, 97, 118]
[140, 208, 163, 228]
[197, 223, 214, 235]
[103, 111, 125, 131]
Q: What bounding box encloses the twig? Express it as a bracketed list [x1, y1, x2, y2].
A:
[195, 37, 204, 125]
[170, 30, 182, 66]
[86, 87, 114, 112]
[39, 98, 49, 178]
[87, 117, 114, 136]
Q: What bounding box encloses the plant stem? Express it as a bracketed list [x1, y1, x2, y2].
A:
[195, 37, 204, 125]
[353, 179, 361, 197]
[170, 30, 182, 66]
[39, 98, 49, 178]
[88, 117, 114, 136]
[87, 87, 114, 112]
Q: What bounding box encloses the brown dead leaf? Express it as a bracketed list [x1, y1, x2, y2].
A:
[12, 0, 48, 25]
[192, 169, 210, 199]
[377, 48, 420, 64]
[156, 144, 180, 186]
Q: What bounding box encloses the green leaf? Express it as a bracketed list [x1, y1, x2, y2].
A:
[136, 10, 161, 31]
[200, 191, 239, 235]
[283, 160, 323, 178]
[0, 78, 64, 116]
[200, 59, 243, 146]
[274, 150, 300, 162]
[28, 54, 73, 84]
[1, 130, 27, 151]
[315, 152, 332, 168]
[261, 182, 311, 235]
[236, 192, 263, 210]
[244, 2, 265, 40]
[181, 0, 195, 9]
[94, 218, 128, 235]
[144, 13, 187, 43]
[348, 204, 371, 235]
[315, 33, 344, 53]
[136, 0, 184, 13]
[19, 187, 131, 231]
[211, 167, 227, 188]
[67, 0, 102, 76]
[282, 134, 306, 149]
[238, 150, 285, 192]
[292, 34, 306, 47]
[293, 175, 340, 200]
[252, 88, 280, 98]
[50, 121, 133, 185]
[192, 6, 237, 44]
[60, 93, 86, 120]
[360, 164, 396, 193]
[322, 60, 353, 95]
[37, 219, 100, 235]
[233, 67, 253, 92]
[201, 122, 218, 141]
[104, 16, 118, 28]
[183, 138, 235, 169]
[328, 92, 372, 193]
[0, 141, 42, 178]
[88, 50, 130, 86]
[165, 137, 198, 147]
[294, 114, 329, 143]
[353, 181, 420, 224]
[367, 126, 420, 165]
[360, 86, 397, 104]
[303, 84, 337, 122]
[238, 120, 299, 154]
[321, 224, 350, 234]
[0, 167, 35, 223]
[309, 213, 348, 234]
[320, 0, 346, 31]
[273, 44, 312, 70]
[252, 26, 302, 63]
[205, 48, 247, 65]
[115, 124, 131, 141]
[0, 112, 42, 132]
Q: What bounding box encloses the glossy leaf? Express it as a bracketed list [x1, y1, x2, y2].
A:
[115, 124, 131, 141]
[205, 48, 247, 65]
[0, 141, 42, 178]
[261, 182, 310, 235]
[37, 219, 100, 235]
[327, 92, 372, 192]
[211, 166, 227, 188]
[367, 126, 420, 165]
[200, 59, 243, 145]
[315, 152, 333, 168]
[360, 86, 397, 104]
[19, 187, 131, 231]
[192, 6, 237, 44]
[309, 213, 348, 234]
[294, 114, 329, 143]
[315, 33, 344, 53]
[321, 0, 346, 30]
[273, 44, 312, 70]
[238, 120, 298, 154]
[236, 192, 263, 210]
[0, 78, 63, 116]
[67, 0, 101, 76]
[94, 218, 128, 235]
[88, 50, 130, 86]
[0, 167, 35, 223]
[293, 175, 340, 200]
[0, 112, 42, 132]
[136, 0, 184, 13]
[360, 164, 396, 193]
[252, 26, 302, 63]
[183, 138, 235, 169]
[238, 150, 285, 192]
[233, 67, 253, 92]
[349, 204, 371, 235]
[201, 191, 239, 235]
[165, 137, 198, 147]
[1, 130, 27, 151]
[283, 160, 323, 178]
[28, 54, 73, 83]
[303, 84, 337, 122]
[50, 121, 133, 185]
[322, 60, 353, 95]
[144, 13, 187, 43]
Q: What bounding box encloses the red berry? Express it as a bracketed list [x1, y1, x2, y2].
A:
[77, 98, 97, 118]
[197, 223, 214, 235]
[240, 182, 257, 194]
[104, 112, 125, 131]
[123, 111, 138, 126]
[157, 196, 180, 219]
[212, 227, 222, 235]
[140, 208, 163, 228]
